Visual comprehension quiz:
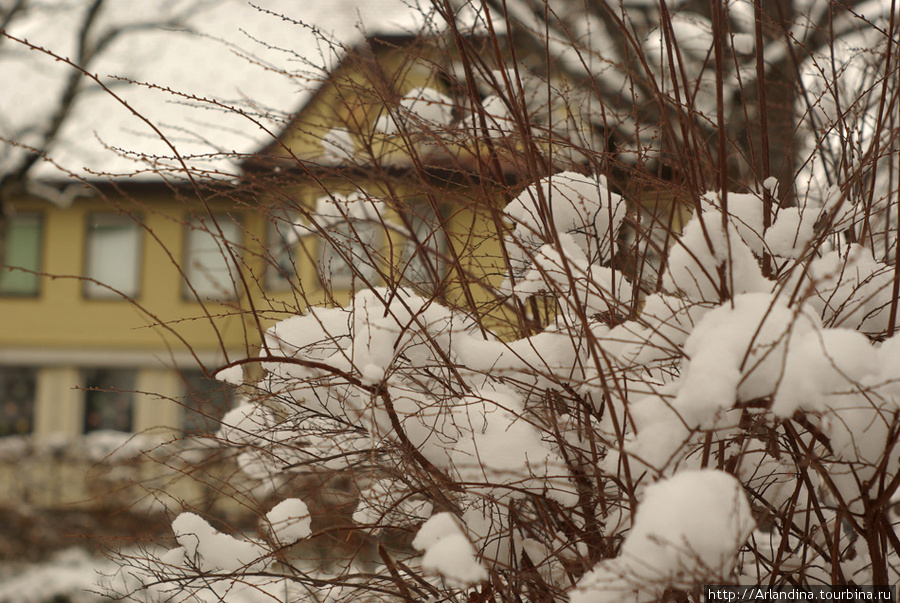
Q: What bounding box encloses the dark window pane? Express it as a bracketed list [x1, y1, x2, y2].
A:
[181, 371, 234, 434]
[83, 369, 135, 433]
[0, 367, 36, 436]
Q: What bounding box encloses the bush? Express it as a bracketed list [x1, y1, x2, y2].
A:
[95, 0, 900, 601]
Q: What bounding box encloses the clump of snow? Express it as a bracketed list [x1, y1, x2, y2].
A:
[801, 245, 896, 336]
[731, 32, 755, 54]
[448, 389, 569, 500]
[413, 513, 488, 586]
[764, 206, 816, 258]
[673, 293, 805, 425]
[505, 171, 627, 269]
[170, 512, 267, 573]
[664, 206, 771, 301]
[571, 470, 754, 602]
[701, 191, 766, 256]
[217, 401, 276, 446]
[461, 93, 515, 138]
[512, 234, 633, 320]
[215, 364, 244, 386]
[266, 498, 312, 544]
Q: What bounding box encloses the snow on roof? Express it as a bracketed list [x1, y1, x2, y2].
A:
[0, 0, 428, 182]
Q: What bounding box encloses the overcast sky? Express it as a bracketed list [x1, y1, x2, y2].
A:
[0, 0, 429, 180]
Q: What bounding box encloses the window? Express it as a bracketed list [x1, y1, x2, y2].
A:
[83, 369, 135, 433]
[0, 367, 36, 436]
[183, 215, 242, 300]
[266, 210, 303, 292]
[180, 371, 235, 434]
[319, 220, 381, 288]
[84, 213, 142, 299]
[0, 213, 42, 296]
[399, 204, 446, 292]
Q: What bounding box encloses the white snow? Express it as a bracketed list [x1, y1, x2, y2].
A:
[266, 498, 312, 543]
[764, 206, 816, 258]
[413, 513, 488, 586]
[171, 512, 268, 573]
[572, 470, 754, 602]
[214, 364, 244, 386]
[663, 207, 771, 301]
[762, 176, 779, 194]
[504, 171, 627, 287]
[731, 33, 755, 54]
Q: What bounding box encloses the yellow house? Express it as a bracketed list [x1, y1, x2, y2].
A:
[0, 181, 251, 439]
[0, 32, 527, 459]
[0, 29, 683, 508]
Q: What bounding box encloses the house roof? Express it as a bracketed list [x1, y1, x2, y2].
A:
[0, 0, 427, 184]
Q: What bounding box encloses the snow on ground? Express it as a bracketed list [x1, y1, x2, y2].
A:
[0, 548, 118, 603]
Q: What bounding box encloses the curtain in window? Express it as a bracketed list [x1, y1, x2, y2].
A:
[0, 214, 42, 296]
[85, 214, 142, 298]
[400, 204, 445, 291]
[319, 220, 380, 288]
[184, 216, 242, 300]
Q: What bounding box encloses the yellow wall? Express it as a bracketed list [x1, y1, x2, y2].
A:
[1, 192, 265, 365]
[0, 179, 513, 366]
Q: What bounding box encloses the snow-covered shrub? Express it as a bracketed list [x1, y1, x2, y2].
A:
[98, 1, 899, 601]
[116, 169, 899, 600]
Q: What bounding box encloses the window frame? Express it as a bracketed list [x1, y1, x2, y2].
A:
[265, 209, 304, 292]
[317, 217, 384, 290]
[83, 212, 144, 300]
